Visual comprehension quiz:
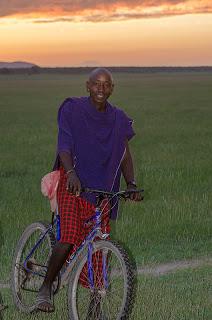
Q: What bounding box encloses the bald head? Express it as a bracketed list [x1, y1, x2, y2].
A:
[88, 68, 114, 85]
[86, 67, 114, 111]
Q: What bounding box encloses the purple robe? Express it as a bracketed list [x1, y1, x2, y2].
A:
[53, 96, 135, 219]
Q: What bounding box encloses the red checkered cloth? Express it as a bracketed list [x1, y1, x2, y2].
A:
[57, 167, 110, 246]
[57, 167, 110, 288]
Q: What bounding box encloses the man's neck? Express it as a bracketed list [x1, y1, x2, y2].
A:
[90, 98, 107, 112]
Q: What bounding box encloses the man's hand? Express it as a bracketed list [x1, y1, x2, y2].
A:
[121, 140, 143, 201]
[126, 184, 143, 201]
[66, 171, 81, 196]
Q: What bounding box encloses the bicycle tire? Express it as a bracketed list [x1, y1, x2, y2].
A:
[68, 240, 135, 320]
[11, 221, 56, 313]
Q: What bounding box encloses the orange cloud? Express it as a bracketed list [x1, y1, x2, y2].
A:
[0, 1, 212, 22]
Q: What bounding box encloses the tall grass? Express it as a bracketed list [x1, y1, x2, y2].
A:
[0, 72, 212, 280]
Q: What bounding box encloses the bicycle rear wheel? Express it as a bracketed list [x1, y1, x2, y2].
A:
[68, 240, 135, 320]
[11, 221, 56, 313]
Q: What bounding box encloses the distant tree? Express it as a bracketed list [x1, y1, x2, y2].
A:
[0, 68, 9, 74]
[28, 66, 41, 74]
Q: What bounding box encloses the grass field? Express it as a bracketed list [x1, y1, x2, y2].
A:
[0, 71, 212, 317]
[1, 266, 211, 319]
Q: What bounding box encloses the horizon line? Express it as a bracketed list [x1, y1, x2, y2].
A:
[1, 61, 212, 69]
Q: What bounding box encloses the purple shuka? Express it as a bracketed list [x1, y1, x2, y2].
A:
[53, 96, 135, 219]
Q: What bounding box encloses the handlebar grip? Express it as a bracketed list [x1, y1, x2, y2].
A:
[122, 189, 144, 200]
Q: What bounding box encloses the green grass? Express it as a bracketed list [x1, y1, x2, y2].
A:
[132, 266, 212, 320]
[0, 72, 212, 280]
[1, 266, 211, 319]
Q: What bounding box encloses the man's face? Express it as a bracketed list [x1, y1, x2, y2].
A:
[86, 72, 114, 106]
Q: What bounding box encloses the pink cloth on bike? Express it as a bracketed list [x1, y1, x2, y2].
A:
[41, 170, 60, 212]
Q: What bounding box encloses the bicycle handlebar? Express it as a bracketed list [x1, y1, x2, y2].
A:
[81, 187, 144, 200]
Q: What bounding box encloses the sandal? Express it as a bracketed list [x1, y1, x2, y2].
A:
[36, 290, 55, 313]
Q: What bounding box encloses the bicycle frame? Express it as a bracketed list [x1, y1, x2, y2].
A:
[22, 205, 110, 288]
[22, 188, 143, 290]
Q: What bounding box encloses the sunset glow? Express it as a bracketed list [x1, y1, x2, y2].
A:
[0, 0, 212, 67]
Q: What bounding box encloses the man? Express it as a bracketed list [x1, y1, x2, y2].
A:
[36, 67, 141, 312]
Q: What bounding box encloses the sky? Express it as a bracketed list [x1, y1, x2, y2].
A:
[0, 0, 212, 67]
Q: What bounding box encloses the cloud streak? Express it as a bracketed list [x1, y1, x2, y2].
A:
[0, 1, 212, 22]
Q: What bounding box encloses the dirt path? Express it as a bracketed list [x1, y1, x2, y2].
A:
[1, 256, 211, 289]
[0, 282, 8, 289]
[137, 256, 212, 276]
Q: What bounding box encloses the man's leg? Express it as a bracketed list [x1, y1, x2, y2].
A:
[37, 242, 73, 312]
[37, 167, 77, 312]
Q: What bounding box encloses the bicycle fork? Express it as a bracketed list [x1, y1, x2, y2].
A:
[87, 241, 109, 291]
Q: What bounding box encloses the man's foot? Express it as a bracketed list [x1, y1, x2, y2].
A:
[36, 286, 54, 313]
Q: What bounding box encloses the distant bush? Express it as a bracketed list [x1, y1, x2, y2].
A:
[0, 66, 212, 75]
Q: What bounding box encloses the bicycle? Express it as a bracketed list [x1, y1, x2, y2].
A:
[11, 188, 143, 319]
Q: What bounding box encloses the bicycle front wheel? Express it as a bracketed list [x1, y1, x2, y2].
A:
[11, 221, 55, 313]
[68, 240, 135, 320]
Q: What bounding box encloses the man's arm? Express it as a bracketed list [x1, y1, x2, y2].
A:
[59, 151, 81, 195]
[121, 140, 141, 201]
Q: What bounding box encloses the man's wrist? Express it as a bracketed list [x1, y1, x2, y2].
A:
[66, 168, 75, 175]
[126, 180, 137, 188]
